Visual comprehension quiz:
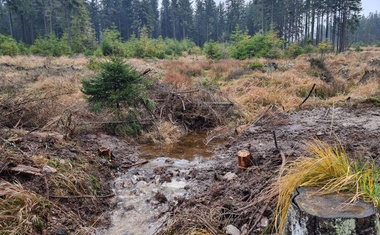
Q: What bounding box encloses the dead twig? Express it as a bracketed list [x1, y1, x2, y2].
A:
[194, 214, 219, 235]
[49, 193, 115, 199]
[122, 160, 149, 169]
[172, 89, 199, 94]
[273, 131, 278, 150]
[248, 200, 271, 234]
[252, 105, 273, 125]
[299, 83, 316, 108]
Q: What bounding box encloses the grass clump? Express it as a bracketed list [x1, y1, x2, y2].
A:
[364, 96, 380, 107]
[273, 140, 380, 234]
[0, 181, 49, 234]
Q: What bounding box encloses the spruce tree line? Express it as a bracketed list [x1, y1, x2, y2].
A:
[352, 11, 380, 46]
[0, 0, 365, 53]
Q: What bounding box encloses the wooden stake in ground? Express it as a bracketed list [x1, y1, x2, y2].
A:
[285, 187, 379, 235]
[237, 150, 253, 170]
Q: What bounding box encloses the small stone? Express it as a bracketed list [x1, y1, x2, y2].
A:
[136, 180, 147, 188]
[240, 224, 248, 235]
[225, 224, 241, 235]
[222, 172, 238, 181]
[123, 205, 135, 211]
[41, 165, 57, 174]
[260, 217, 269, 228]
[316, 131, 324, 136]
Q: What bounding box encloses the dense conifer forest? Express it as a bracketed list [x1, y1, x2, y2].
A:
[0, 0, 378, 57]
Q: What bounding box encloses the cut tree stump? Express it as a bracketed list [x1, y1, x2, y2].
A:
[237, 150, 253, 170]
[285, 187, 379, 235]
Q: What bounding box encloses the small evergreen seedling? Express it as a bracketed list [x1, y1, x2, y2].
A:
[81, 57, 154, 135]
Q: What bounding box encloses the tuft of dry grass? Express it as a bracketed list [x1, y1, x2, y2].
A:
[160, 205, 224, 235]
[140, 121, 185, 144]
[0, 181, 49, 234]
[271, 140, 380, 234]
[162, 70, 194, 90]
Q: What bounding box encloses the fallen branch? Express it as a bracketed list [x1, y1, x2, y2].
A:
[50, 193, 115, 199]
[252, 105, 273, 125]
[172, 89, 199, 94]
[77, 119, 154, 125]
[248, 200, 271, 234]
[122, 160, 149, 169]
[299, 83, 316, 108]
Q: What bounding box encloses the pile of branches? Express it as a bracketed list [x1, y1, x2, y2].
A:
[148, 82, 236, 131]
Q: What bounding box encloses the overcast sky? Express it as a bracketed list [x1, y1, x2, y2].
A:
[361, 0, 380, 16]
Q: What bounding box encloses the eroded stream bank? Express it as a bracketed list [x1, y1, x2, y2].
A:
[98, 106, 380, 235]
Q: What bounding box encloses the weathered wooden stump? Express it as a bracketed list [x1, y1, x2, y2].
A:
[237, 150, 253, 170]
[285, 187, 379, 235]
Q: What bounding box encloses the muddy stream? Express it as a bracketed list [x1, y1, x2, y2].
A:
[95, 132, 226, 235]
[96, 106, 380, 235]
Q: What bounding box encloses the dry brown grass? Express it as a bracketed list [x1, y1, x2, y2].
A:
[0, 56, 98, 135]
[49, 55, 89, 67]
[0, 55, 46, 68]
[158, 60, 204, 77]
[1, 51, 377, 135]
[361, 46, 380, 52]
[219, 52, 380, 121]
[162, 70, 194, 90]
[154, 51, 380, 123]
[211, 59, 240, 73]
[140, 121, 185, 144]
[0, 181, 49, 234]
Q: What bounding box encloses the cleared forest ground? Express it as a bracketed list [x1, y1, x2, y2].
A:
[0, 50, 380, 234]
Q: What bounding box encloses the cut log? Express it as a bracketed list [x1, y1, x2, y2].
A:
[237, 150, 253, 170]
[285, 187, 379, 235]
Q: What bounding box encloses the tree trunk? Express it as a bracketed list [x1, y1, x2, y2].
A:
[285, 187, 379, 235]
[8, 11, 13, 38]
[311, 5, 315, 44]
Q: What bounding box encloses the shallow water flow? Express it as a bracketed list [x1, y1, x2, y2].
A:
[96, 157, 212, 235]
[139, 131, 225, 160]
[96, 132, 222, 235]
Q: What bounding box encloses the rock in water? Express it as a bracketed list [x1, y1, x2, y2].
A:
[285, 187, 379, 235]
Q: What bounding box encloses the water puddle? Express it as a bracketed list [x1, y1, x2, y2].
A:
[139, 131, 226, 160]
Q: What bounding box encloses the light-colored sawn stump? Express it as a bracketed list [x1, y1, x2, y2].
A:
[285, 187, 380, 235]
